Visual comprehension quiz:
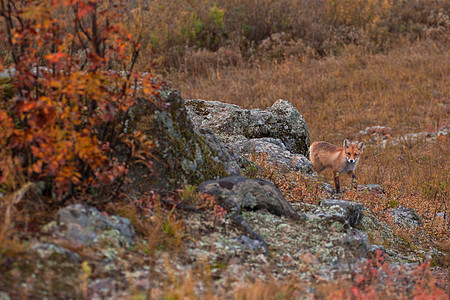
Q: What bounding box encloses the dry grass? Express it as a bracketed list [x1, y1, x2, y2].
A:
[167, 39, 448, 139]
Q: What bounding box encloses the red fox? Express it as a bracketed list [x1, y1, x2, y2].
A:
[309, 139, 365, 193]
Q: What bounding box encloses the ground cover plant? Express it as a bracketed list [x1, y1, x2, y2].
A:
[0, 0, 449, 299]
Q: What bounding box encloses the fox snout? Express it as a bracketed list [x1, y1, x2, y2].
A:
[347, 158, 357, 164]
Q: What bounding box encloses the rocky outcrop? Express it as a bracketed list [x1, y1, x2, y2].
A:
[118, 89, 230, 191]
[197, 176, 306, 254]
[185, 98, 312, 174]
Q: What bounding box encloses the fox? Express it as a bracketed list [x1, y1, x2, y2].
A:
[309, 139, 365, 193]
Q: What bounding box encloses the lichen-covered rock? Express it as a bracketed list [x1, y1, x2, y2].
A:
[119, 89, 229, 190]
[197, 176, 304, 220]
[184, 206, 374, 282]
[185, 98, 310, 156]
[31, 243, 81, 263]
[320, 199, 365, 227]
[197, 127, 242, 176]
[42, 204, 135, 247]
[388, 206, 423, 229]
[228, 138, 313, 174]
[360, 208, 434, 264]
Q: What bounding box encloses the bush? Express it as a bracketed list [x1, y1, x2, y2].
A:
[0, 0, 158, 202]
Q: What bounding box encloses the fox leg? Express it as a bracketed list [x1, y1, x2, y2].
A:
[334, 173, 341, 193]
[348, 171, 357, 189]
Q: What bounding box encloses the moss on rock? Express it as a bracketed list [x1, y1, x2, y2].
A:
[0, 77, 15, 101]
[121, 88, 228, 191]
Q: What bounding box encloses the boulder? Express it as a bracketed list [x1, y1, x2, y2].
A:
[197, 127, 241, 176]
[118, 89, 230, 190]
[185, 99, 310, 157]
[228, 138, 312, 173]
[42, 204, 136, 247]
[197, 176, 305, 220]
[197, 175, 306, 254]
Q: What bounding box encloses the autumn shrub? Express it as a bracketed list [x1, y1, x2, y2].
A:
[0, 0, 159, 205]
[326, 254, 448, 299]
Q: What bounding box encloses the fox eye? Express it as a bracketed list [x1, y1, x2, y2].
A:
[354, 154, 358, 156]
[347, 153, 351, 156]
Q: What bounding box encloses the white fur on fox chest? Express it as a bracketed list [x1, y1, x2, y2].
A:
[338, 157, 358, 173]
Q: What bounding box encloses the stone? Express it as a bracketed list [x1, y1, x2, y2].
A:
[318, 199, 364, 227]
[31, 243, 81, 263]
[228, 138, 313, 173]
[234, 235, 267, 251]
[197, 176, 305, 220]
[388, 206, 423, 229]
[42, 204, 136, 247]
[197, 127, 242, 176]
[117, 89, 229, 191]
[357, 184, 385, 194]
[185, 98, 310, 156]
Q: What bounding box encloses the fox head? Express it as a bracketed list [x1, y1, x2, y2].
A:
[343, 139, 365, 164]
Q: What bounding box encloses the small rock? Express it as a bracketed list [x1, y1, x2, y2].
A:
[388, 206, 423, 229]
[320, 199, 365, 227]
[31, 242, 81, 263]
[43, 204, 136, 247]
[0, 291, 11, 300]
[235, 235, 266, 251]
[358, 184, 385, 194]
[321, 183, 335, 194]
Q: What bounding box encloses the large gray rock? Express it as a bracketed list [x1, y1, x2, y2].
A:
[197, 176, 305, 220]
[197, 127, 242, 176]
[228, 138, 312, 173]
[116, 89, 230, 190]
[185, 99, 310, 157]
[42, 204, 136, 247]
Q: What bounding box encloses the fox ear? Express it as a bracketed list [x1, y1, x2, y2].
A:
[357, 141, 365, 150]
[343, 139, 350, 148]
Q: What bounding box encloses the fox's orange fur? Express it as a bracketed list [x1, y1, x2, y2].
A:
[309, 139, 365, 193]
